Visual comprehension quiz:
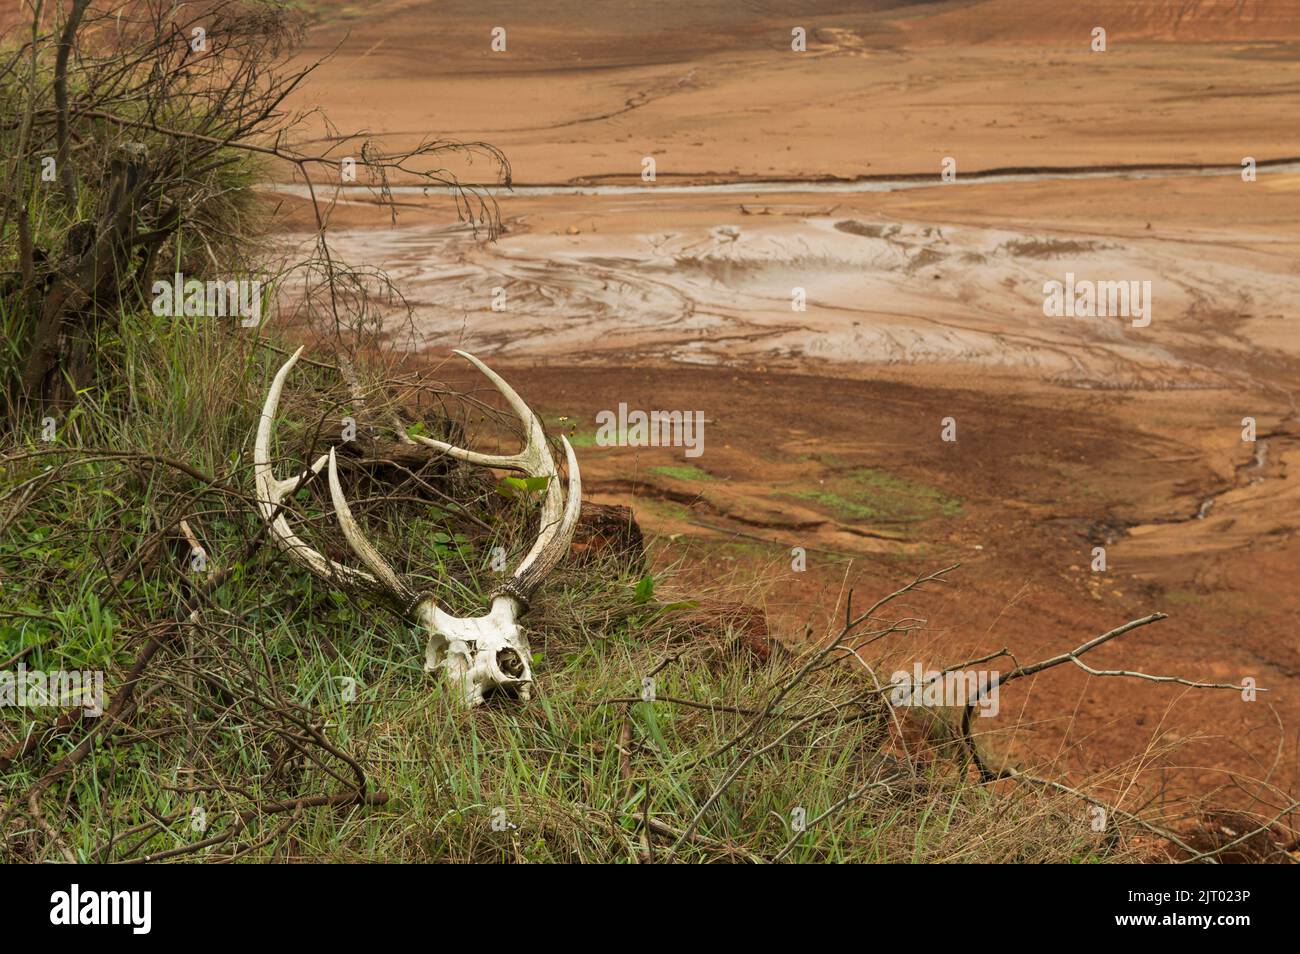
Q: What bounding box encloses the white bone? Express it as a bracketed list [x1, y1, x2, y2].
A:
[252, 347, 580, 706]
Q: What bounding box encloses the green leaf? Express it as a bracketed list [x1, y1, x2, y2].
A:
[496, 476, 526, 498]
[496, 475, 551, 499]
[633, 574, 655, 604]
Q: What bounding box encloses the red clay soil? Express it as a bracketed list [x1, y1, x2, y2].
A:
[263, 0, 1300, 825]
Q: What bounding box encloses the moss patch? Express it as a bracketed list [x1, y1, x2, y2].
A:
[564, 429, 601, 448]
[649, 464, 717, 482]
[780, 466, 961, 524]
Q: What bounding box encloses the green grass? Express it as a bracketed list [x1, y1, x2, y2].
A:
[557, 426, 600, 448]
[648, 464, 717, 482]
[780, 466, 962, 524]
[632, 497, 694, 522]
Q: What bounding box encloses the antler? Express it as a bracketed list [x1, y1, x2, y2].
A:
[408, 350, 582, 608]
[253, 347, 580, 706]
[255, 347, 581, 613]
[254, 347, 415, 609]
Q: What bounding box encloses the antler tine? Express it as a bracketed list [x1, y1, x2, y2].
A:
[255, 348, 395, 598]
[327, 447, 415, 605]
[410, 351, 581, 606]
[409, 350, 548, 473]
[511, 434, 583, 599]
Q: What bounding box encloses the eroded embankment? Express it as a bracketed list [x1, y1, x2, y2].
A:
[269, 173, 1300, 803]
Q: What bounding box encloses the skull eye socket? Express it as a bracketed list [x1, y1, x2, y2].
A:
[496, 648, 526, 680]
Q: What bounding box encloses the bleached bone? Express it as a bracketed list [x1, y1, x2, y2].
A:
[254, 347, 581, 706]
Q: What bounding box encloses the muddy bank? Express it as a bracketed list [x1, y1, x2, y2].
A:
[268, 0, 1300, 809]
[268, 171, 1300, 806]
[277, 175, 1300, 394]
[431, 358, 1300, 806]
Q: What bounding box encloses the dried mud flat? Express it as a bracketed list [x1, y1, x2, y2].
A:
[273, 0, 1300, 808]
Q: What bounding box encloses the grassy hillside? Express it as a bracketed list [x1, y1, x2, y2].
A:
[0, 329, 1129, 862]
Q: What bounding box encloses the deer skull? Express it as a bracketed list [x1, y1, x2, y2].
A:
[254, 347, 581, 707]
[418, 596, 533, 706]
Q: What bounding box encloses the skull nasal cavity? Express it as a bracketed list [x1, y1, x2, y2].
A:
[497, 648, 526, 679]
